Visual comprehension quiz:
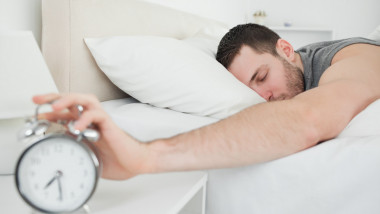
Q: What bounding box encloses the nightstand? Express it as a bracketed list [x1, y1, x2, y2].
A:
[0, 171, 207, 214]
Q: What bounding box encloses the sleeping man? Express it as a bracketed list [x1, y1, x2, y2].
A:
[33, 23, 380, 180]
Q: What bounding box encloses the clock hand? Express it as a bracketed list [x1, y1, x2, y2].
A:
[57, 176, 63, 201]
[44, 175, 57, 189]
[44, 170, 63, 189]
[56, 170, 63, 201]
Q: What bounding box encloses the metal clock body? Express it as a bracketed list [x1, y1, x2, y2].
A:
[15, 104, 101, 213]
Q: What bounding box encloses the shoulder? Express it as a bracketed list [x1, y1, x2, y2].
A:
[319, 45, 380, 100]
[319, 38, 380, 85]
[331, 38, 380, 64]
[298, 37, 380, 65]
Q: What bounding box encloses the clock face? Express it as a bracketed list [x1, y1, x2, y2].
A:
[15, 135, 100, 213]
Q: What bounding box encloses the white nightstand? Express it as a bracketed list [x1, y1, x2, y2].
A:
[0, 171, 207, 214]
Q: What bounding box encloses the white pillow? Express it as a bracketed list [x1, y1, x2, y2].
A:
[368, 25, 380, 41]
[85, 36, 265, 118]
[338, 99, 380, 138]
[182, 36, 219, 58]
[102, 98, 219, 142]
[183, 25, 229, 58]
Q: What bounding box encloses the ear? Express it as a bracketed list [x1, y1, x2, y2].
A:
[276, 39, 296, 62]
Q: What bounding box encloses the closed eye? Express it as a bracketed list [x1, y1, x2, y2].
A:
[250, 64, 269, 83]
[259, 73, 267, 82]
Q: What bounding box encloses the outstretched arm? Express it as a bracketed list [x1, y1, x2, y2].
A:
[148, 80, 376, 172]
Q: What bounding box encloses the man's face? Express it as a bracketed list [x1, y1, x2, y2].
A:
[228, 45, 304, 101]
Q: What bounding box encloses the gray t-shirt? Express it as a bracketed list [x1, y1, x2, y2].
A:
[296, 37, 380, 90]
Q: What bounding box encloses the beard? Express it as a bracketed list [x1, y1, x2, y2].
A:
[273, 57, 304, 101]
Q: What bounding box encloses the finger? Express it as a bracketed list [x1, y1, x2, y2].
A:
[68, 105, 83, 120]
[38, 111, 76, 122]
[73, 109, 108, 131]
[52, 93, 101, 112]
[33, 93, 61, 105]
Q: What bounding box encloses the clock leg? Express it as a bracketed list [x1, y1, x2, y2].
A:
[82, 204, 91, 213]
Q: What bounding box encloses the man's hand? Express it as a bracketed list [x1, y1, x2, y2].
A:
[33, 93, 152, 180]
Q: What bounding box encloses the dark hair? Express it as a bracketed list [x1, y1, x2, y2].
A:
[216, 23, 280, 69]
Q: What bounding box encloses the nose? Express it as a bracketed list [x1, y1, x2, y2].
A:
[251, 85, 272, 101]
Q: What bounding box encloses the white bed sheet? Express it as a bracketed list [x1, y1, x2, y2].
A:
[102, 98, 380, 214]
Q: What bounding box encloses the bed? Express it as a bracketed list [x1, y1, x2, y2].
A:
[41, 0, 380, 213]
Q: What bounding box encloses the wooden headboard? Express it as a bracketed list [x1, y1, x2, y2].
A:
[41, 0, 227, 101]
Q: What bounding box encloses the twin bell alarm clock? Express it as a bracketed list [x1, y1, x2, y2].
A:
[15, 104, 102, 213]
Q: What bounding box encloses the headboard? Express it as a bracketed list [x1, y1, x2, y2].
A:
[41, 0, 228, 101]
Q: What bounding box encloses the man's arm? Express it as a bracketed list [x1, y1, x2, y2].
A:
[147, 55, 380, 173]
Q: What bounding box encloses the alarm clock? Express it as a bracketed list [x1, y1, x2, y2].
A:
[15, 104, 102, 213]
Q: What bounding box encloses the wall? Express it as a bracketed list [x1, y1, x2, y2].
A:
[0, 0, 42, 46]
[146, 0, 380, 39]
[0, 0, 379, 44]
[247, 0, 380, 39]
[142, 0, 249, 27]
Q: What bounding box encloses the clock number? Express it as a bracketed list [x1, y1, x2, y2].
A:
[40, 146, 50, 156]
[31, 157, 41, 165]
[79, 157, 84, 165]
[54, 144, 63, 153]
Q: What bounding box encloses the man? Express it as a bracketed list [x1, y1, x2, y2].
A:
[34, 24, 380, 180]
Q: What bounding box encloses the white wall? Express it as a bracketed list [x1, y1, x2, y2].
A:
[147, 0, 380, 39]
[0, 0, 42, 46]
[142, 0, 249, 27]
[247, 0, 380, 39]
[0, 0, 379, 44]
